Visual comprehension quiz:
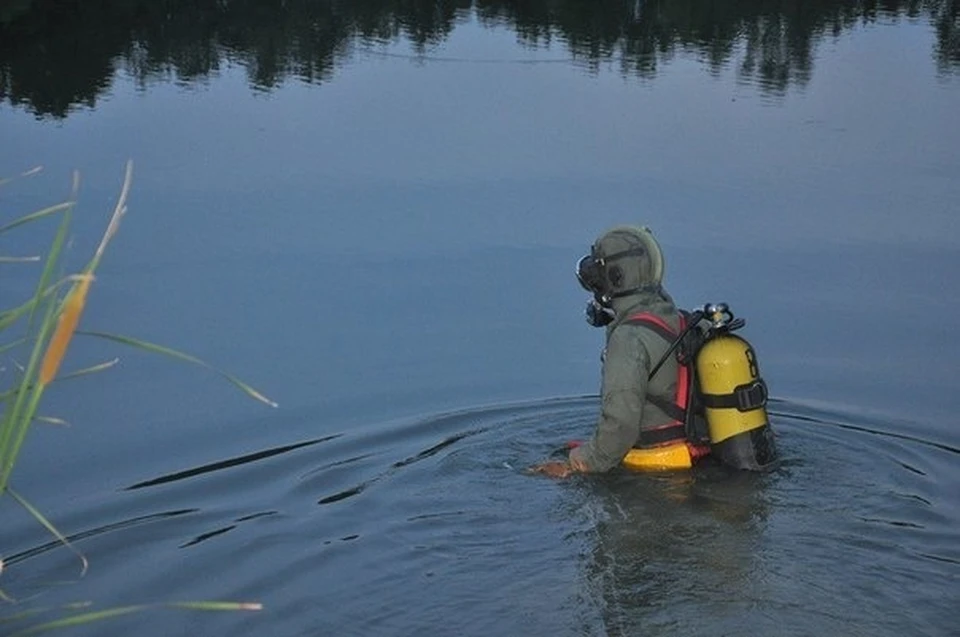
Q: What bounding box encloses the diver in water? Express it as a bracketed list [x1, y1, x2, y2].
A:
[532, 225, 777, 478]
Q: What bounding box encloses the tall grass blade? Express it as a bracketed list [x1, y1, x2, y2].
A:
[0, 608, 46, 624]
[0, 202, 73, 236]
[0, 165, 42, 188]
[0, 272, 62, 490]
[9, 605, 146, 636]
[26, 201, 73, 331]
[0, 338, 27, 356]
[0, 358, 118, 404]
[57, 357, 119, 381]
[77, 331, 278, 408]
[0, 298, 39, 332]
[33, 416, 69, 427]
[0, 603, 93, 625]
[85, 160, 132, 275]
[170, 601, 263, 611]
[8, 600, 261, 636]
[0, 291, 59, 490]
[6, 489, 88, 576]
[1, 274, 77, 334]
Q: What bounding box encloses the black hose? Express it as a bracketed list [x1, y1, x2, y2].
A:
[647, 310, 705, 381]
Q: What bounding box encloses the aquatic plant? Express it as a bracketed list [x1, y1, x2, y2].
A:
[0, 162, 274, 633]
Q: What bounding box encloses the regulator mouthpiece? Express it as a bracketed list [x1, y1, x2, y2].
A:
[585, 297, 615, 327]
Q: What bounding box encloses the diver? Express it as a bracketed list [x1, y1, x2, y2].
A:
[532, 225, 777, 478]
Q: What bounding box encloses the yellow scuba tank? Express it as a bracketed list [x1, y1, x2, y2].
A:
[695, 304, 778, 471]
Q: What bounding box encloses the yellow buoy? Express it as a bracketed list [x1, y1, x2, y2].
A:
[622, 442, 692, 471]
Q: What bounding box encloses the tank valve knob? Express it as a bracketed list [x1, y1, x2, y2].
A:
[703, 303, 728, 323]
[701, 303, 745, 331]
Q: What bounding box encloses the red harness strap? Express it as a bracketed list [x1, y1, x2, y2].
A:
[624, 312, 689, 447]
[566, 311, 712, 463]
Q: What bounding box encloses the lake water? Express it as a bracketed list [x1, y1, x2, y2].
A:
[2, 1, 958, 635]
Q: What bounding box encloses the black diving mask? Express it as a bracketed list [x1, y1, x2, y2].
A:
[576, 253, 605, 295]
[576, 245, 649, 295]
[577, 251, 615, 327]
[577, 246, 655, 328]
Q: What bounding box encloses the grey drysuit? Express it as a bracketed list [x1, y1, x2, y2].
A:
[570, 286, 684, 472]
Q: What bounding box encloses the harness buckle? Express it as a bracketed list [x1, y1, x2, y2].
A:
[735, 380, 768, 411]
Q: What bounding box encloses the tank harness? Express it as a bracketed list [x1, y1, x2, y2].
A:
[620, 303, 777, 471]
[622, 311, 712, 462]
[624, 312, 690, 444]
[566, 303, 778, 472]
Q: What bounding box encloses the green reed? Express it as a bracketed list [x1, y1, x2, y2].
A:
[0, 162, 274, 631]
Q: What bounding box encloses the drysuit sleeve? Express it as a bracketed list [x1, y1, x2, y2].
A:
[570, 325, 650, 472]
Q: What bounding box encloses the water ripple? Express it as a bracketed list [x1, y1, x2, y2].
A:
[5, 395, 957, 636]
[5, 509, 197, 567]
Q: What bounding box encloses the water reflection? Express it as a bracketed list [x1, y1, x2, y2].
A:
[1, 0, 956, 118]
[579, 468, 771, 634]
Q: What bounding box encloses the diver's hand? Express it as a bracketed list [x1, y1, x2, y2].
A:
[530, 461, 573, 478]
[529, 447, 590, 478]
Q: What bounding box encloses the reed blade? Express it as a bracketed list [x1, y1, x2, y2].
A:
[0, 298, 38, 332]
[0, 338, 27, 356]
[7, 600, 260, 637]
[6, 489, 88, 577]
[0, 202, 72, 236]
[169, 601, 263, 611]
[57, 357, 120, 381]
[0, 165, 42, 188]
[27, 204, 72, 331]
[33, 415, 69, 427]
[78, 330, 278, 408]
[9, 606, 145, 637]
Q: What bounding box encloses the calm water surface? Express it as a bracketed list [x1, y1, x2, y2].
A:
[1, 1, 959, 635]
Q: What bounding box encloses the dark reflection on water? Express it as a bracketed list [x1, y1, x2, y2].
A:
[3, 509, 197, 567]
[124, 435, 339, 490]
[1, 0, 957, 118]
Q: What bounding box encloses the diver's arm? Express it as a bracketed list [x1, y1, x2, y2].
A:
[569, 326, 649, 472]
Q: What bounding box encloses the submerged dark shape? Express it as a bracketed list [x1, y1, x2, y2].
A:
[0, 0, 956, 118]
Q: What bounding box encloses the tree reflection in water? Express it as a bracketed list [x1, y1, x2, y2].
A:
[1, 0, 957, 118]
